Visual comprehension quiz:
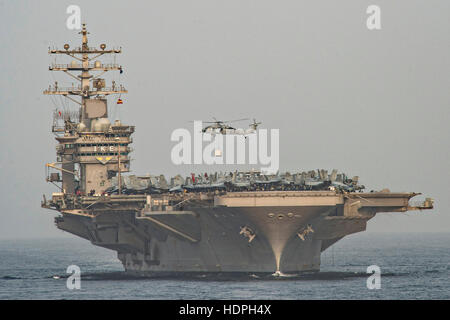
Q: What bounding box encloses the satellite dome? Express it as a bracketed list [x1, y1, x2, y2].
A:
[77, 122, 87, 132]
[91, 118, 110, 132]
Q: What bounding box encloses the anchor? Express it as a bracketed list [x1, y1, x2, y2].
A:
[297, 224, 314, 241]
[239, 226, 256, 243]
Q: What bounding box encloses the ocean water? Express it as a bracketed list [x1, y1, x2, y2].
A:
[0, 233, 448, 300]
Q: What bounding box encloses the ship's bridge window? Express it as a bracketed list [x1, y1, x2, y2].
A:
[77, 152, 129, 157]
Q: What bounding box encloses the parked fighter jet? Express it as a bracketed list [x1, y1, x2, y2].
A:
[146, 174, 169, 193]
[182, 173, 227, 192]
[106, 175, 148, 195]
[253, 172, 282, 190]
[169, 174, 185, 192]
[228, 171, 252, 190]
[108, 169, 365, 194]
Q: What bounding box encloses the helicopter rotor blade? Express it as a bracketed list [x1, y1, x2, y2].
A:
[221, 118, 250, 124]
[190, 117, 250, 125]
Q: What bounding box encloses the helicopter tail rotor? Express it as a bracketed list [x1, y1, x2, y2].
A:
[250, 118, 262, 130]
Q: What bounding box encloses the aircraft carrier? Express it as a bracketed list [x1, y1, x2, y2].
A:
[41, 25, 434, 276]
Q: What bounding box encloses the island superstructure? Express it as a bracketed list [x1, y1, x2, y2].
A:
[42, 25, 433, 276]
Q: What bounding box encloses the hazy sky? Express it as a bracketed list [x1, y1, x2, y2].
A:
[0, 0, 448, 239]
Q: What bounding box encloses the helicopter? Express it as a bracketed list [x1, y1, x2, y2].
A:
[198, 118, 262, 136]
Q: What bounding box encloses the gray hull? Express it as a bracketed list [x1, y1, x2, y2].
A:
[118, 207, 324, 275]
[52, 191, 421, 276]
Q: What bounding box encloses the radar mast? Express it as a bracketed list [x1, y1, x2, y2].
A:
[43, 24, 133, 196]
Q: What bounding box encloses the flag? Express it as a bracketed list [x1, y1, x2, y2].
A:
[117, 98, 123, 104]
